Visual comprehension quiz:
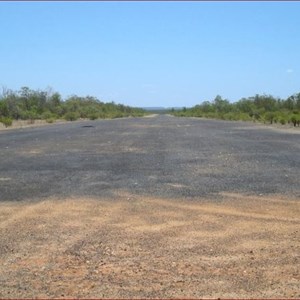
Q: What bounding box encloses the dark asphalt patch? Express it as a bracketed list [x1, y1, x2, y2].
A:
[0, 116, 299, 202]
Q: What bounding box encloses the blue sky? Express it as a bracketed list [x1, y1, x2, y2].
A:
[0, 1, 299, 107]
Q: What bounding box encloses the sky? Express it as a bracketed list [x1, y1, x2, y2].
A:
[0, 1, 299, 108]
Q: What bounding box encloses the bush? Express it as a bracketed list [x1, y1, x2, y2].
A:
[0, 117, 13, 127]
[193, 112, 203, 118]
[264, 112, 276, 124]
[46, 118, 55, 123]
[64, 112, 80, 121]
[41, 111, 55, 120]
[279, 118, 286, 125]
[239, 113, 252, 121]
[223, 113, 236, 121]
[111, 113, 124, 119]
[20, 110, 37, 121]
[88, 113, 98, 120]
[290, 114, 300, 127]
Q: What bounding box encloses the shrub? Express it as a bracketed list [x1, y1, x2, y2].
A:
[264, 112, 276, 124]
[110, 112, 124, 119]
[88, 113, 98, 120]
[223, 113, 236, 121]
[41, 111, 55, 120]
[279, 118, 286, 125]
[64, 112, 80, 121]
[239, 113, 252, 121]
[290, 114, 300, 127]
[194, 112, 203, 118]
[46, 118, 55, 123]
[19, 110, 36, 122]
[0, 117, 13, 127]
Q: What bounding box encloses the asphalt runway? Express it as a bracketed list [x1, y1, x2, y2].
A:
[0, 115, 299, 202]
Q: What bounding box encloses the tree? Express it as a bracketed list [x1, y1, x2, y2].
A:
[264, 112, 276, 124]
[213, 95, 231, 114]
[0, 101, 9, 117]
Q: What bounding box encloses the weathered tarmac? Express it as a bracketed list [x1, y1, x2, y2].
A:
[0, 115, 299, 202]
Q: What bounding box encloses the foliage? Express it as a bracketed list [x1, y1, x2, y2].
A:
[0, 86, 146, 123]
[64, 112, 80, 121]
[290, 114, 300, 127]
[171, 93, 300, 126]
[0, 117, 13, 127]
[46, 118, 55, 124]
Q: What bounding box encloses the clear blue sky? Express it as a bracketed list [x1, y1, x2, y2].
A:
[0, 1, 299, 108]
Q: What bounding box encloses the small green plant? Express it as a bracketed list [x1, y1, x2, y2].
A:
[0, 117, 13, 127]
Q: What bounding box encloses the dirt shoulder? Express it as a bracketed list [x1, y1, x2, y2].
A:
[1, 117, 299, 133]
[0, 192, 299, 298]
[0, 119, 69, 131]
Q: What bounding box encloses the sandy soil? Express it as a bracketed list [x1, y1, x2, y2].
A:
[0, 192, 299, 298]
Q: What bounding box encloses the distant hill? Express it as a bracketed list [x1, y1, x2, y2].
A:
[142, 107, 167, 111]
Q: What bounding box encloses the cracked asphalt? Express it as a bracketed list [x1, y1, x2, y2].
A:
[0, 115, 299, 202]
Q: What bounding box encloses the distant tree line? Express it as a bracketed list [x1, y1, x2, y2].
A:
[171, 93, 300, 126]
[0, 87, 145, 127]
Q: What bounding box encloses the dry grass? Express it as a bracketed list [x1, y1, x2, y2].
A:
[0, 119, 67, 131]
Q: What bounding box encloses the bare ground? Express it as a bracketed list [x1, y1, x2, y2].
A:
[0, 192, 299, 298]
[1, 116, 299, 298]
[1, 117, 299, 133]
